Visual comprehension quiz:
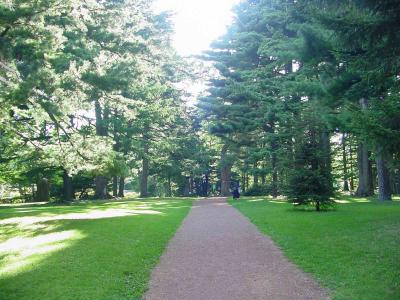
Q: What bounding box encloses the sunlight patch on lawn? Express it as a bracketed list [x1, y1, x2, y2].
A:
[268, 200, 286, 204]
[0, 202, 47, 207]
[247, 198, 265, 202]
[351, 198, 371, 203]
[335, 199, 351, 203]
[0, 208, 163, 229]
[11, 209, 41, 213]
[335, 197, 372, 204]
[0, 230, 84, 277]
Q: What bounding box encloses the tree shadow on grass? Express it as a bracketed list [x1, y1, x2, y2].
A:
[0, 199, 192, 300]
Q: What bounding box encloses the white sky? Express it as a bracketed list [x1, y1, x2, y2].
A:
[153, 0, 240, 56]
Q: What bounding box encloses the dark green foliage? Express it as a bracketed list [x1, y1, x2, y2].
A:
[199, 0, 399, 204]
[0, 0, 206, 201]
[286, 168, 335, 211]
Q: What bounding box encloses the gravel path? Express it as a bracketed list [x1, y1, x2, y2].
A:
[144, 197, 329, 300]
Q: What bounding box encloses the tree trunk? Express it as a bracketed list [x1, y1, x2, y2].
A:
[31, 184, 35, 201]
[241, 171, 246, 193]
[393, 170, 400, 194]
[112, 176, 118, 197]
[18, 185, 24, 199]
[342, 133, 349, 191]
[167, 175, 172, 197]
[189, 176, 194, 194]
[265, 120, 278, 197]
[320, 130, 333, 194]
[349, 138, 355, 191]
[203, 173, 209, 197]
[112, 111, 121, 199]
[140, 138, 149, 198]
[356, 98, 374, 197]
[221, 165, 232, 196]
[220, 145, 232, 196]
[253, 162, 259, 185]
[95, 99, 108, 136]
[94, 98, 109, 198]
[118, 177, 125, 197]
[355, 143, 374, 197]
[63, 170, 73, 202]
[36, 178, 49, 202]
[95, 176, 108, 199]
[272, 167, 278, 198]
[271, 138, 278, 198]
[184, 177, 190, 196]
[195, 178, 202, 196]
[376, 147, 392, 201]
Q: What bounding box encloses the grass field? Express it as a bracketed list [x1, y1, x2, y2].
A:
[0, 198, 192, 300]
[230, 196, 400, 300]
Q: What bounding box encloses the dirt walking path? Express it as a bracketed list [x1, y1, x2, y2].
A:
[144, 197, 329, 300]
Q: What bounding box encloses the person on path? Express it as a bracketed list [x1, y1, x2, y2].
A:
[232, 181, 240, 199]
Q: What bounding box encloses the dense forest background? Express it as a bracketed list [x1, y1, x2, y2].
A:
[1, 0, 399, 209]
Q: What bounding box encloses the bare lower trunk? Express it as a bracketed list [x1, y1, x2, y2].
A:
[241, 171, 246, 193]
[376, 148, 391, 201]
[195, 178, 201, 196]
[94, 97, 109, 200]
[221, 165, 232, 196]
[220, 145, 232, 196]
[355, 143, 374, 197]
[95, 176, 108, 199]
[167, 176, 172, 197]
[272, 169, 278, 198]
[140, 138, 149, 198]
[189, 176, 194, 194]
[36, 178, 49, 202]
[112, 176, 118, 197]
[95, 99, 109, 136]
[140, 160, 149, 197]
[253, 162, 259, 185]
[32, 184, 35, 201]
[349, 139, 355, 191]
[342, 133, 349, 191]
[268, 121, 278, 197]
[118, 177, 125, 197]
[391, 169, 400, 195]
[320, 130, 333, 194]
[202, 173, 209, 197]
[184, 177, 190, 196]
[356, 98, 374, 197]
[271, 146, 278, 198]
[63, 170, 73, 202]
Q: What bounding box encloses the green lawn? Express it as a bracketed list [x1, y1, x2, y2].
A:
[230, 196, 400, 300]
[0, 198, 192, 300]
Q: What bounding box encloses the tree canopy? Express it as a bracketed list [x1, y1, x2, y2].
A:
[0, 0, 399, 209]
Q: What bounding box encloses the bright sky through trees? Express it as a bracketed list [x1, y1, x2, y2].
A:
[153, 0, 240, 56]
